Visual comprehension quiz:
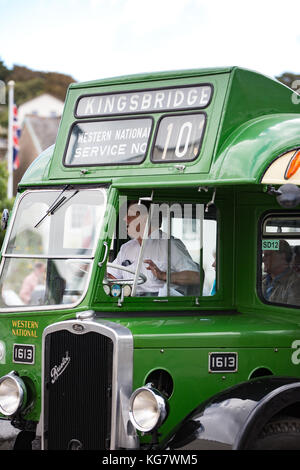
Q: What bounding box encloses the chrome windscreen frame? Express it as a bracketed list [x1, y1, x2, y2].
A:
[41, 312, 138, 450]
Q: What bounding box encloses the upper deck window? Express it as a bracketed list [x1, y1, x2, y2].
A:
[104, 199, 217, 298]
[64, 118, 153, 166]
[67, 85, 213, 168]
[152, 113, 206, 163]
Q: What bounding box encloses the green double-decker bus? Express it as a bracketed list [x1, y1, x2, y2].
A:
[1, 66, 300, 450]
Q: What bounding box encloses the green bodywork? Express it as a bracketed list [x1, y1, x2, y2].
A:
[1, 66, 300, 442]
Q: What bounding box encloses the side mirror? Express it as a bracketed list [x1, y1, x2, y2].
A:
[276, 184, 300, 208]
[1, 209, 9, 230]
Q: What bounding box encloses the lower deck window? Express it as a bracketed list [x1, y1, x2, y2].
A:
[105, 199, 217, 298]
[260, 214, 300, 306]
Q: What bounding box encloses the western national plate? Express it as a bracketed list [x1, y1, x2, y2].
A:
[13, 344, 35, 364]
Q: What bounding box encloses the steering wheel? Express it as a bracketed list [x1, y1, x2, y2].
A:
[104, 262, 147, 286]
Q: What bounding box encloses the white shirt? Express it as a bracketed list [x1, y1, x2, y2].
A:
[107, 230, 199, 294]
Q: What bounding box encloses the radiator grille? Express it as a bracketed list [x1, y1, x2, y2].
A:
[44, 329, 113, 450]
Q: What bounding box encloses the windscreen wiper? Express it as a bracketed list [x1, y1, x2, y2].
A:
[34, 185, 79, 228]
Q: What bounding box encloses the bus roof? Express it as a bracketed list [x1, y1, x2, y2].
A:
[68, 67, 234, 89]
[20, 67, 300, 190]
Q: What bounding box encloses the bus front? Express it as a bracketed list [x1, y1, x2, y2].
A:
[1, 67, 300, 450]
[0, 69, 225, 449]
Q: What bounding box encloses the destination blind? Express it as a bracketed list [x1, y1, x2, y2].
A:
[64, 118, 153, 166]
[76, 85, 213, 117]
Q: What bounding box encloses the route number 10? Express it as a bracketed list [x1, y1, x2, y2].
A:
[162, 121, 193, 159]
[152, 113, 206, 162]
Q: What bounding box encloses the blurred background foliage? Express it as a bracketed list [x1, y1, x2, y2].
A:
[0, 57, 75, 127]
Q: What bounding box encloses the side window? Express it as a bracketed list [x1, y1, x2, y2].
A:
[104, 199, 217, 298]
[260, 214, 300, 306]
[160, 203, 202, 297]
[203, 218, 217, 296]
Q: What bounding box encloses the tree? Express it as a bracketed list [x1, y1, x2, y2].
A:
[0, 57, 76, 133]
[276, 72, 300, 90]
[14, 77, 44, 105]
[0, 58, 10, 82]
[0, 58, 10, 128]
[10, 65, 75, 102]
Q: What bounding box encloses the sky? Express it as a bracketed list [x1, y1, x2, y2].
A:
[1, 0, 300, 83]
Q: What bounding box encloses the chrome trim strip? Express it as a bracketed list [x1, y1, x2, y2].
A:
[41, 315, 138, 450]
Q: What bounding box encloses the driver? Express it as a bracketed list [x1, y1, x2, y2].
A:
[107, 201, 200, 296]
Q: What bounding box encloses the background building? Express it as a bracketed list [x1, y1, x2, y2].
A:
[17, 93, 64, 126]
[9, 93, 64, 194]
[13, 114, 61, 194]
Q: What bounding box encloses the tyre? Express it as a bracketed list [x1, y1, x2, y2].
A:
[252, 417, 300, 450]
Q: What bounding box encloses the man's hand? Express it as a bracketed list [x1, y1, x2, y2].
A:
[144, 259, 166, 281]
[107, 273, 117, 279]
[144, 259, 200, 285]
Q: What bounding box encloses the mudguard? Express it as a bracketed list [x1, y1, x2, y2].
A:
[160, 377, 300, 450]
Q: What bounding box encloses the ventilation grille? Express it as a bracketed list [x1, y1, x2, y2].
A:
[44, 329, 113, 450]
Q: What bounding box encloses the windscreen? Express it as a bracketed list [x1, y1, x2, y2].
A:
[0, 188, 107, 309]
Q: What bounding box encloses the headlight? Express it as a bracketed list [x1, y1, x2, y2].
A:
[0, 372, 27, 416]
[129, 384, 168, 433]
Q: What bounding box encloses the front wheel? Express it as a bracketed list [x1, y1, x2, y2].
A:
[252, 417, 300, 450]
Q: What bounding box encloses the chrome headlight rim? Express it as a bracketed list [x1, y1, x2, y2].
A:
[129, 384, 168, 433]
[0, 372, 27, 416]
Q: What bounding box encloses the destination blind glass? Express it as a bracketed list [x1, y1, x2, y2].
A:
[76, 85, 213, 117]
[152, 113, 206, 162]
[64, 118, 153, 166]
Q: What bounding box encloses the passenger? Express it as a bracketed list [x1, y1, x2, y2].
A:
[292, 246, 300, 276]
[107, 201, 200, 296]
[262, 240, 300, 306]
[19, 262, 46, 304]
[210, 250, 216, 295]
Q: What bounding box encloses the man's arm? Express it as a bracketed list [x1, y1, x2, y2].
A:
[144, 259, 200, 285]
[107, 273, 117, 279]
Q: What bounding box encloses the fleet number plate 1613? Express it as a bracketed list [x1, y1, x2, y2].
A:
[209, 352, 238, 373]
[13, 344, 35, 364]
